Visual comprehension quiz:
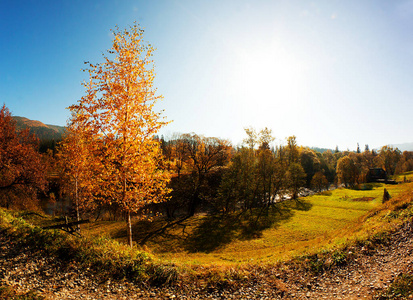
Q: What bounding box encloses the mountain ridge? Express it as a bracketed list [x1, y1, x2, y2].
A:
[10, 116, 413, 152]
[12, 116, 66, 141]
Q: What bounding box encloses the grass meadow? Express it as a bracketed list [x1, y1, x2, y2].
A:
[80, 181, 410, 267]
[2, 176, 413, 289]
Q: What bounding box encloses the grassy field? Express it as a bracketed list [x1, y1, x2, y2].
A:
[79, 181, 409, 266]
[1, 176, 413, 289]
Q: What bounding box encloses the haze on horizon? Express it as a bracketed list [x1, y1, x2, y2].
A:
[1, 0, 412, 151]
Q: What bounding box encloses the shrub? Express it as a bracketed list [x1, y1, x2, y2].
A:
[353, 183, 374, 191]
[331, 250, 347, 266]
[377, 273, 413, 299]
[0, 284, 44, 300]
[389, 273, 413, 298]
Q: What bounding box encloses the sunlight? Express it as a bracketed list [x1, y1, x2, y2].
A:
[231, 41, 307, 106]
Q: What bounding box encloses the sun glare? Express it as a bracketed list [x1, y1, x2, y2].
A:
[237, 43, 306, 98]
[228, 41, 309, 126]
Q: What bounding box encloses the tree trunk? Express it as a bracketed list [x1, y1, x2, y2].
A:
[75, 178, 80, 232]
[127, 211, 133, 247]
[188, 192, 200, 217]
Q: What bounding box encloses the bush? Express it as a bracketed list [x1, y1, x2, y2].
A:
[389, 273, 413, 298]
[331, 250, 347, 266]
[377, 273, 413, 299]
[353, 183, 374, 191]
[0, 284, 44, 300]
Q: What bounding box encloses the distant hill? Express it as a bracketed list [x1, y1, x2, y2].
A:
[12, 116, 66, 141]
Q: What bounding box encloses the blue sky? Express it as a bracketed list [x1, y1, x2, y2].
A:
[1, 0, 413, 150]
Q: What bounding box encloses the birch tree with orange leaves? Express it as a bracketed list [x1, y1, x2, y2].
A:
[57, 110, 95, 228]
[67, 24, 170, 247]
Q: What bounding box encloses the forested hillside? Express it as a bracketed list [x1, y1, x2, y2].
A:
[12, 116, 65, 141]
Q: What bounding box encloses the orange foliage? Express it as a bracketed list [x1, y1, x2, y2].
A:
[65, 24, 170, 247]
[57, 112, 96, 222]
[0, 104, 47, 209]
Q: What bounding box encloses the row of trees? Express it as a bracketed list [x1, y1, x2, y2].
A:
[158, 129, 413, 217]
[217, 134, 306, 214]
[1, 98, 412, 243]
[335, 145, 405, 187]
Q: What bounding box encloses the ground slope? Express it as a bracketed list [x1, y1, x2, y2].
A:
[1, 220, 412, 299]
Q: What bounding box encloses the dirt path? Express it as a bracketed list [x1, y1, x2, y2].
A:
[288, 221, 413, 299]
[1, 221, 412, 299]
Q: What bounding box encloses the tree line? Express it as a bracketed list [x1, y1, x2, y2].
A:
[157, 129, 411, 219]
[1, 101, 412, 244]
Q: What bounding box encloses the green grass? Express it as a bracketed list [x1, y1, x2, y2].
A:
[77, 182, 406, 266]
[1, 178, 413, 289]
[394, 170, 413, 182]
[4, 183, 412, 268]
[152, 185, 395, 265]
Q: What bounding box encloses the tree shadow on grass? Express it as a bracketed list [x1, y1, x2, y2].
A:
[110, 199, 313, 253]
[111, 217, 183, 246]
[292, 198, 313, 211]
[183, 213, 242, 253]
[184, 199, 313, 253]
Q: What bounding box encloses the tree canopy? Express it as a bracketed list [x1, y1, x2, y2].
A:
[0, 104, 47, 209]
[63, 24, 170, 247]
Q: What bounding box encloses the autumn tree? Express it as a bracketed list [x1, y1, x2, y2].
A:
[57, 111, 96, 226]
[219, 128, 285, 214]
[0, 104, 47, 209]
[285, 162, 306, 200]
[68, 24, 170, 247]
[395, 151, 413, 174]
[378, 146, 401, 175]
[218, 147, 256, 213]
[300, 148, 321, 187]
[336, 155, 358, 188]
[286, 136, 300, 165]
[361, 147, 376, 169]
[158, 134, 190, 219]
[258, 127, 275, 150]
[180, 133, 231, 216]
[318, 150, 335, 183]
[254, 128, 284, 208]
[311, 171, 329, 192]
[168, 133, 189, 178]
[243, 127, 258, 149]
